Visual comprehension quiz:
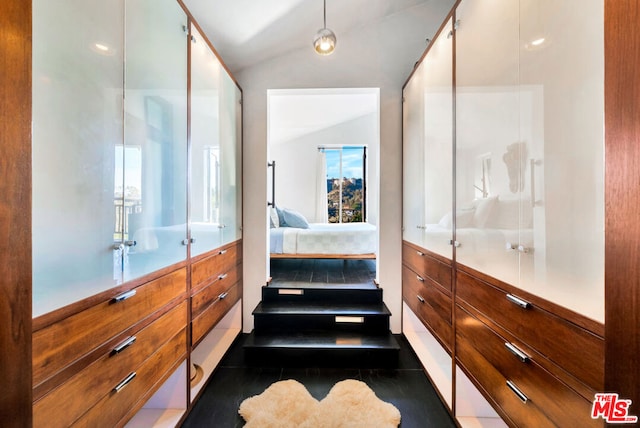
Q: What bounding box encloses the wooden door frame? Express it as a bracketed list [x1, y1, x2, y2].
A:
[604, 0, 640, 416]
[0, 0, 32, 426]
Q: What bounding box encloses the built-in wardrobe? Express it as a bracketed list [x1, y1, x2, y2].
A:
[402, 1, 608, 426]
[29, 0, 242, 426]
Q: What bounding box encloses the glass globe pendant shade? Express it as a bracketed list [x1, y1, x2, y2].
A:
[313, 27, 336, 55]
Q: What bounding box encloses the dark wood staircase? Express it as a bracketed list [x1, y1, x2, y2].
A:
[244, 282, 400, 367]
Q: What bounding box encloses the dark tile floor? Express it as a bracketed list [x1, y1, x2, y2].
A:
[269, 258, 377, 286]
[181, 334, 456, 428]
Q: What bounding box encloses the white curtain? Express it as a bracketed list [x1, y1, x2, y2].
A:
[315, 149, 328, 223]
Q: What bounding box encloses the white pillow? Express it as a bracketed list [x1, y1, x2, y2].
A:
[438, 207, 475, 229]
[269, 207, 280, 228]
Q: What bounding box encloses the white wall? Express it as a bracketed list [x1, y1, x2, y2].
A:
[271, 113, 378, 224]
[239, 0, 455, 333]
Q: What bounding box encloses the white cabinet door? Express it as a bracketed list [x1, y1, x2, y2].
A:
[455, 0, 520, 287]
[123, 0, 188, 281]
[32, 0, 125, 316]
[517, 0, 604, 323]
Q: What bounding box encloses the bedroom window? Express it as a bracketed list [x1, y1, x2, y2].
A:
[114, 145, 142, 241]
[323, 145, 367, 223]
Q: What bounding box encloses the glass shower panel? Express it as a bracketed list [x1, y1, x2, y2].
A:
[455, 0, 520, 285]
[422, 19, 453, 259]
[219, 72, 243, 245]
[518, 0, 604, 322]
[32, 0, 125, 317]
[402, 60, 426, 247]
[190, 25, 223, 256]
[123, 0, 188, 281]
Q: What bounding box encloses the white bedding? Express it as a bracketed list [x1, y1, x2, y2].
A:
[270, 223, 377, 255]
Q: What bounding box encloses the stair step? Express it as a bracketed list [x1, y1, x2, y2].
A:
[262, 284, 383, 304]
[253, 302, 391, 333]
[253, 302, 391, 316]
[243, 331, 400, 368]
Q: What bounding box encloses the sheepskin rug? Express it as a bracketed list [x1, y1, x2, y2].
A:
[238, 379, 401, 427]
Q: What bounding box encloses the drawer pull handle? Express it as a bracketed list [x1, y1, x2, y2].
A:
[506, 293, 531, 309]
[506, 380, 528, 403]
[416, 275, 425, 282]
[416, 251, 424, 256]
[113, 372, 136, 393]
[417, 295, 425, 303]
[112, 336, 137, 354]
[219, 292, 229, 300]
[505, 342, 530, 363]
[218, 273, 228, 280]
[219, 249, 228, 255]
[112, 289, 136, 303]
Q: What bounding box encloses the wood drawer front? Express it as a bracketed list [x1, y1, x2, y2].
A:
[71, 328, 187, 428]
[191, 262, 241, 317]
[456, 305, 599, 428]
[33, 301, 187, 428]
[456, 334, 556, 428]
[403, 268, 452, 351]
[456, 270, 604, 391]
[192, 282, 241, 346]
[403, 266, 451, 322]
[33, 268, 187, 387]
[402, 242, 452, 292]
[191, 242, 240, 288]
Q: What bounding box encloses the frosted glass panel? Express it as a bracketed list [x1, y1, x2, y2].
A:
[422, 19, 453, 259]
[402, 59, 426, 246]
[455, 0, 604, 322]
[220, 73, 242, 245]
[190, 26, 223, 256]
[517, 0, 604, 322]
[455, 0, 520, 286]
[32, 0, 125, 317]
[123, 0, 188, 281]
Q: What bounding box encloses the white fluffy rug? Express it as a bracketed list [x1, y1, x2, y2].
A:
[238, 379, 401, 427]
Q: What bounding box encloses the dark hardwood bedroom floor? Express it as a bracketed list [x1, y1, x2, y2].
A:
[269, 257, 377, 287]
[181, 333, 456, 428]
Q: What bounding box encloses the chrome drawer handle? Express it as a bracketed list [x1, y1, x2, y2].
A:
[218, 273, 228, 280]
[112, 336, 136, 355]
[506, 293, 531, 309]
[416, 275, 425, 282]
[113, 372, 136, 393]
[219, 249, 228, 255]
[219, 292, 229, 300]
[505, 342, 530, 363]
[417, 295, 425, 303]
[416, 251, 424, 256]
[506, 380, 528, 403]
[112, 289, 136, 303]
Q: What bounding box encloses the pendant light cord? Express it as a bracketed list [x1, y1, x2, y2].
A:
[323, 0, 327, 28]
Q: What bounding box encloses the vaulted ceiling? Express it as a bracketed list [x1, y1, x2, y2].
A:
[182, 0, 450, 73]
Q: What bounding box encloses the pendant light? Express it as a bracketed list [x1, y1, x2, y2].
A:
[313, 0, 336, 55]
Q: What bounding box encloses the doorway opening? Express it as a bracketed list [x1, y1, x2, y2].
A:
[267, 88, 380, 287]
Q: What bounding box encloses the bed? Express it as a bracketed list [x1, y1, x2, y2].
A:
[269, 207, 377, 259]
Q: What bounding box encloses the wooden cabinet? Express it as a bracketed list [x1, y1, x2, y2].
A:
[191, 241, 243, 346]
[401, 244, 452, 352]
[34, 301, 187, 427]
[456, 304, 599, 428]
[30, 0, 243, 425]
[402, 1, 606, 426]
